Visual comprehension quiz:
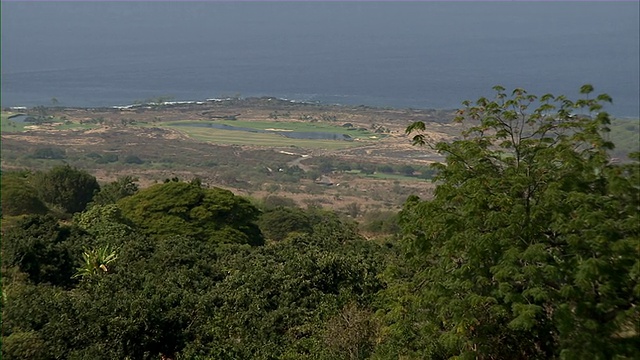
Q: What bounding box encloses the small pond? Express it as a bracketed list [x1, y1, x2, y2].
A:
[6, 114, 33, 123]
[178, 122, 353, 141]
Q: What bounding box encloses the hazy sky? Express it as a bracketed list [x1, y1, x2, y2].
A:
[4, 2, 637, 72]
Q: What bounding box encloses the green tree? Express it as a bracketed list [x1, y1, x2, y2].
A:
[31, 147, 66, 159]
[35, 165, 100, 214]
[399, 164, 415, 176]
[306, 207, 362, 245]
[2, 204, 389, 359]
[94, 153, 118, 164]
[123, 154, 144, 164]
[322, 303, 378, 360]
[1, 273, 73, 359]
[378, 86, 639, 358]
[262, 195, 298, 210]
[90, 176, 139, 206]
[377, 164, 394, 174]
[318, 160, 334, 174]
[180, 234, 386, 359]
[359, 210, 399, 235]
[118, 181, 263, 245]
[1, 330, 50, 360]
[74, 204, 134, 245]
[258, 207, 313, 241]
[1, 215, 86, 287]
[1, 172, 49, 216]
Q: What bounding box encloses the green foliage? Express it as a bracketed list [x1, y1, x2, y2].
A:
[74, 204, 134, 246]
[359, 210, 400, 235]
[73, 245, 118, 280]
[31, 146, 66, 159]
[34, 165, 100, 214]
[318, 160, 334, 174]
[1, 276, 69, 359]
[380, 86, 639, 358]
[322, 302, 379, 360]
[262, 194, 298, 209]
[1, 215, 86, 287]
[90, 176, 139, 206]
[123, 154, 144, 164]
[1, 331, 50, 360]
[180, 234, 386, 359]
[1, 172, 49, 216]
[118, 181, 263, 245]
[93, 153, 119, 164]
[399, 164, 415, 176]
[2, 204, 388, 359]
[258, 207, 313, 241]
[307, 207, 362, 244]
[377, 164, 394, 174]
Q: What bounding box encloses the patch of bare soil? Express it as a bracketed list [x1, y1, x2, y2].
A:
[2, 132, 106, 146]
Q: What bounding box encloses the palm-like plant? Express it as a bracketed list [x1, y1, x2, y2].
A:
[73, 245, 118, 279]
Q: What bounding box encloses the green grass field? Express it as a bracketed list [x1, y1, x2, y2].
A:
[56, 123, 98, 131]
[169, 125, 369, 150]
[162, 120, 380, 136]
[1, 112, 29, 132]
[159, 119, 382, 149]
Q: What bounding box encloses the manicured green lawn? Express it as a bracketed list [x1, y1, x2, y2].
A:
[158, 119, 383, 149]
[1, 112, 29, 132]
[161, 120, 381, 136]
[170, 125, 368, 150]
[56, 123, 98, 130]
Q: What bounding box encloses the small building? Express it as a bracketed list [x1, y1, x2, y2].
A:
[314, 175, 334, 186]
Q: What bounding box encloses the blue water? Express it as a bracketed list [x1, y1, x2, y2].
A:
[6, 114, 30, 123]
[2, 2, 639, 117]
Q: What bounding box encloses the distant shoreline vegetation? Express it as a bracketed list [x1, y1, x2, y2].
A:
[3, 95, 459, 113]
[5, 95, 638, 120]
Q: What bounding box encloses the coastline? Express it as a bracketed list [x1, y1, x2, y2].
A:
[4, 96, 459, 114]
[5, 96, 638, 121]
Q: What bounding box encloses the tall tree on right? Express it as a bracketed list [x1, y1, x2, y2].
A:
[378, 85, 639, 359]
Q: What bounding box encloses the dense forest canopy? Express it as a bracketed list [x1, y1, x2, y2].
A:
[1, 86, 638, 359]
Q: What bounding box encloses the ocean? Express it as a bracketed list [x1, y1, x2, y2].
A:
[2, 2, 639, 117]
